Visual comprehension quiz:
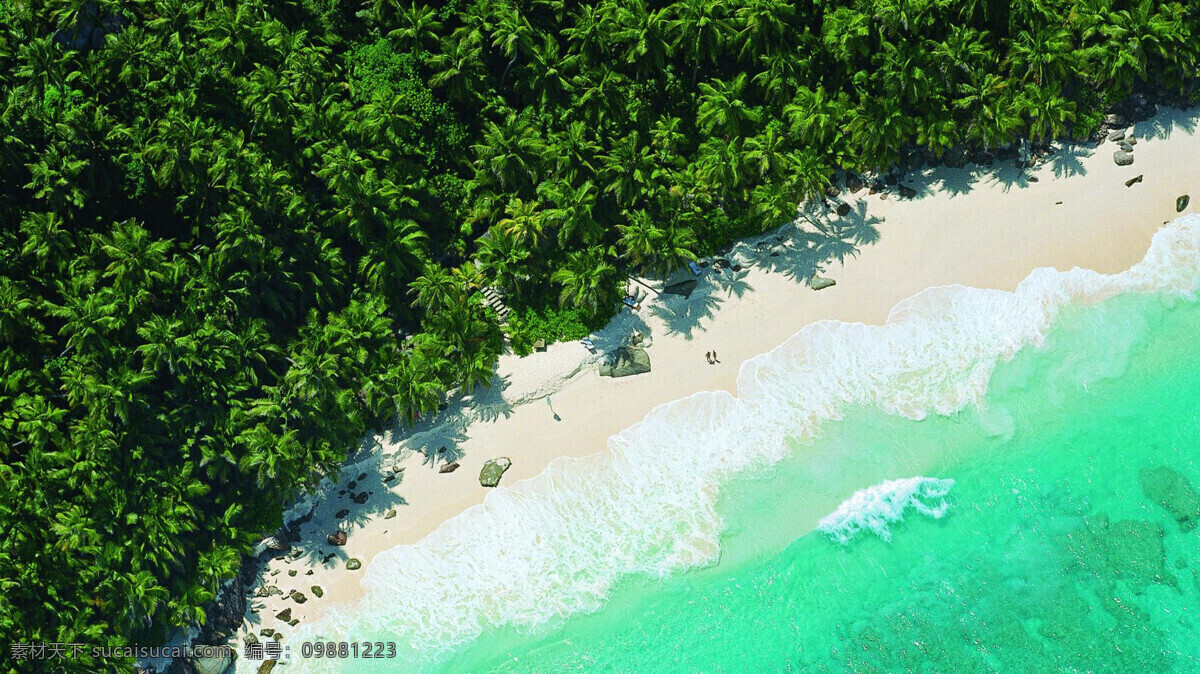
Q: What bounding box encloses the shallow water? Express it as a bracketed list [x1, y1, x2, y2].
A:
[277, 216, 1200, 673]
[445, 284, 1200, 672]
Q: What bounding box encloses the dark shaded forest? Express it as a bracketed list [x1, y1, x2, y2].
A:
[1, 0, 1196, 669]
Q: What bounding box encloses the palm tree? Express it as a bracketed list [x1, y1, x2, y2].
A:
[497, 198, 545, 248]
[472, 109, 547, 191]
[742, 123, 794, 181]
[388, 3, 444, 53]
[732, 0, 795, 60]
[696, 74, 761, 138]
[551, 247, 618, 318]
[665, 0, 730, 83]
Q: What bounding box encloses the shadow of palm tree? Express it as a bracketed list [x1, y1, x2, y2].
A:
[1135, 104, 1199, 140]
[466, 371, 515, 423]
[1046, 145, 1090, 178]
[712, 267, 753, 298]
[649, 284, 724, 339]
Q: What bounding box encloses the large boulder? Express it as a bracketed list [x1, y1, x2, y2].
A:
[598, 346, 651, 378]
[662, 279, 698, 298]
[479, 457, 512, 488]
[1139, 466, 1200, 531]
[1113, 150, 1134, 166]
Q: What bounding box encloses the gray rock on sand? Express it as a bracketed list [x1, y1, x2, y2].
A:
[1104, 112, 1127, 127]
[825, 184, 841, 199]
[1107, 129, 1127, 142]
[1118, 141, 1134, 153]
[1179, 195, 1191, 212]
[846, 174, 865, 194]
[1114, 150, 1134, 166]
[346, 558, 362, 570]
[289, 590, 307, 604]
[327, 530, 346, 546]
[835, 202, 852, 217]
[1125, 175, 1143, 187]
[479, 457, 513, 487]
[809, 277, 836, 291]
[898, 185, 917, 199]
[1139, 466, 1200, 531]
[384, 509, 397, 519]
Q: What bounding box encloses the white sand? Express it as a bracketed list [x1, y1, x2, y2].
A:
[235, 106, 1200, 643]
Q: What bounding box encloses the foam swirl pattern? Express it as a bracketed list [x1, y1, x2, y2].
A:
[278, 215, 1200, 672]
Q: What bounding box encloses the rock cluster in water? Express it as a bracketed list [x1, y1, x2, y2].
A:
[1138, 465, 1200, 531]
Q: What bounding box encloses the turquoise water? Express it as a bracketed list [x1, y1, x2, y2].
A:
[432, 288, 1200, 671]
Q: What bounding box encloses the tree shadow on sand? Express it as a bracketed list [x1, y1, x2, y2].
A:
[1045, 145, 1090, 178]
[649, 282, 725, 339]
[1134, 104, 1199, 141]
[743, 200, 882, 286]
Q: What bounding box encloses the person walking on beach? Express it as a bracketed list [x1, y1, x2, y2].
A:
[712, 350, 719, 363]
[706, 351, 713, 364]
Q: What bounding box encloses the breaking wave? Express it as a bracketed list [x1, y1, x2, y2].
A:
[818, 477, 956, 544]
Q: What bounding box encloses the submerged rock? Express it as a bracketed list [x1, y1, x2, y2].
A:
[1139, 465, 1200, 531]
[1113, 150, 1134, 166]
[1179, 195, 1190, 212]
[479, 457, 513, 487]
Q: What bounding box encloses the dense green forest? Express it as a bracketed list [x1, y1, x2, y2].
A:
[1, 0, 1197, 669]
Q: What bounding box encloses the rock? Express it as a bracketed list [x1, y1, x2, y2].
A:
[262, 535, 288, 553]
[1139, 466, 1200, 532]
[327, 530, 347, 546]
[825, 184, 841, 199]
[305, 570, 313, 575]
[289, 590, 307, 604]
[259, 629, 275, 637]
[244, 633, 259, 645]
[357, 473, 367, 481]
[385, 509, 397, 519]
[1113, 150, 1134, 166]
[1027, 175, 1039, 182]
[288, 619, 299, 627]
[943, 148, 968, 169]
[287, 548, 303, 560]
[903, 152, 923, 171]
[1125, 175, 1143, 187]
[275, 608, 292, 622]
[897, 185, 916, 199]
[809, 277, 836, 291]
[254, 585, 270, 598]
[383, 475, 395, 483]
[287, 569, 297, 577]
[598, 346, 651, 379]
[1178, 195, 1190, 212]
[347, 481, 357, 490]
[311, 585, 324, 598]
[885, 173, 898, 186]
[346, 558, 362, 570]
[267, 585, 283, 597]
[662, 279, 698, 298]
[846, 174, 865, 193]
[351, 491, 369, 504]
[479, 457, 513, 487]
[258, 662, 277, 674]
[1107, 129, 1126, 142]
[1118, 140, 1134, 153]
[189, 651, 233, 674]
[335, 509, 349, 519]
[1126, 136, 1137, 145]
[269, 570, 279, 577]
[1104, 112, 1126, 127]
[835, 202, 852, 217]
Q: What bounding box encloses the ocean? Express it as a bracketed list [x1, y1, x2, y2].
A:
[281, 214, 1200, 673]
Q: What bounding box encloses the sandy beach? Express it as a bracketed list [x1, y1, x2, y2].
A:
[235, 105, 1199, 646]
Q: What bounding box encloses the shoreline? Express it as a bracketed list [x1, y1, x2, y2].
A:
[232, 105, 1200, 656]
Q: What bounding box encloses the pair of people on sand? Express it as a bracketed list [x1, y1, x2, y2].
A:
[705, 351, 720, 364]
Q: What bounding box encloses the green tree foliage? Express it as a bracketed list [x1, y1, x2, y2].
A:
[1, 0, 1198, 668]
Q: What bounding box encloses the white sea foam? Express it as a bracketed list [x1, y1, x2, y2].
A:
[279, 214, 1200, 672]
[817, 477, 956, 544]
